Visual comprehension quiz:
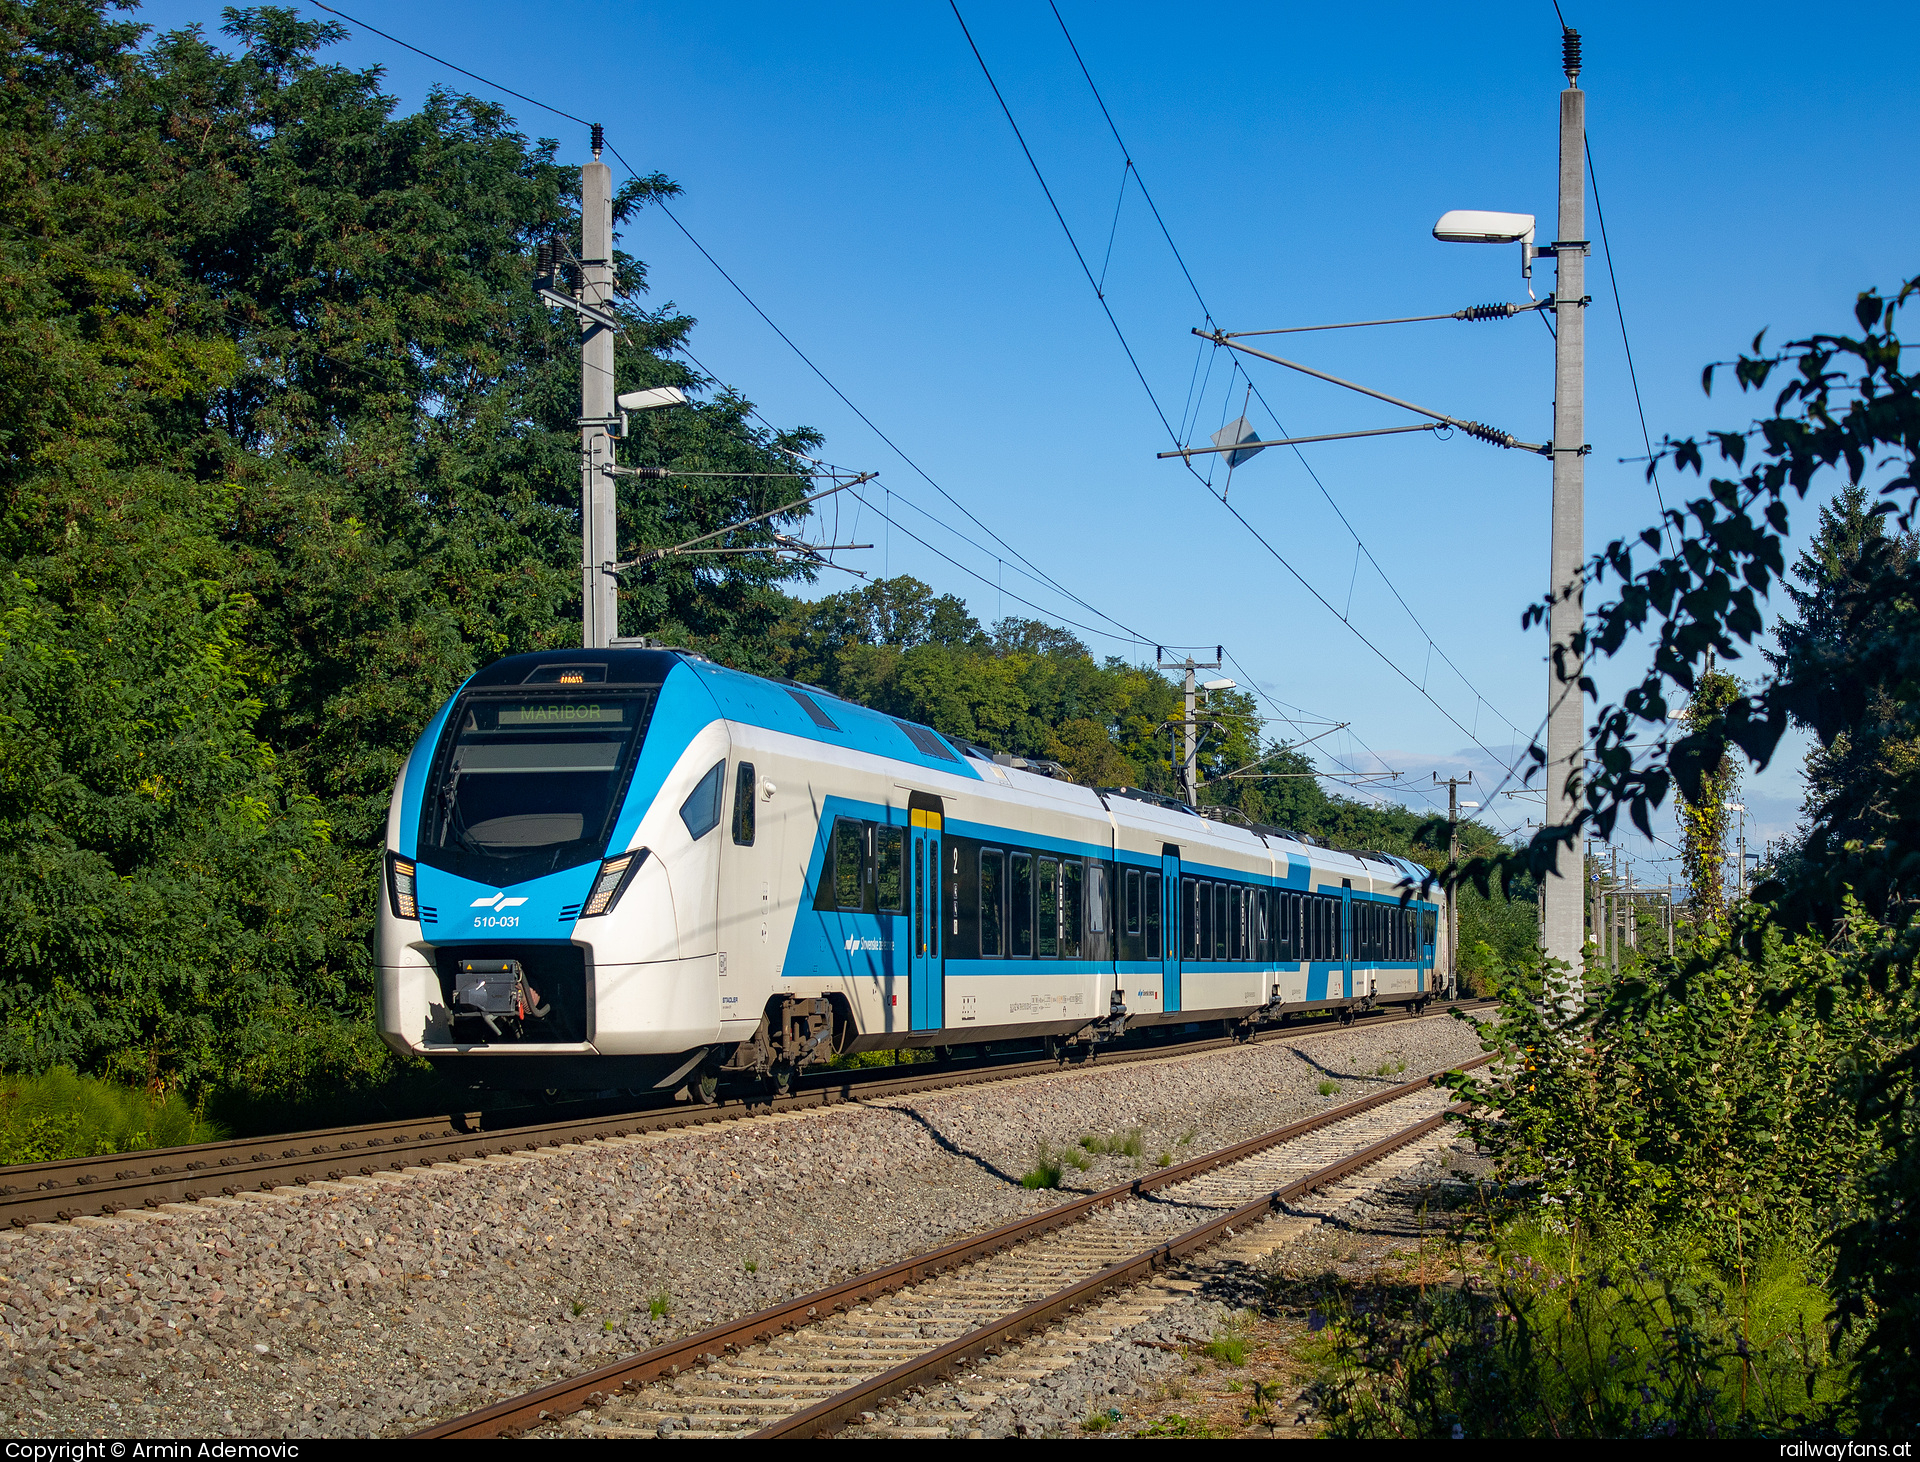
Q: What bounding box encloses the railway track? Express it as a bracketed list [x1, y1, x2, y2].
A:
[0, 1000, 1490, 1231]
[415, 1052, 1490, 1440]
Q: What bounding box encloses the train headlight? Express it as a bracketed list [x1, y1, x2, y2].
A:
[581, 849, 648, 918]
[387, 854, 418, 920]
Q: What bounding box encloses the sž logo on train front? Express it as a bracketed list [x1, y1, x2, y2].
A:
[471, 890, 529, 928]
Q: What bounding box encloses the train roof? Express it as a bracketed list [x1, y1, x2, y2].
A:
[462, 651, 1432, 892]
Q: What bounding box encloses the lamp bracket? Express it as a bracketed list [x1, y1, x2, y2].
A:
[538, 286, 620, 332]
[576, 413, 629, 439]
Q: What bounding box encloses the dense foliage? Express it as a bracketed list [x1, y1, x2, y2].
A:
[0, 1066, 221, 1163]
[0, 1, 815, 1112]
[1444, 271, 1920, 1431]
[1311, 1225, 1845, 1439]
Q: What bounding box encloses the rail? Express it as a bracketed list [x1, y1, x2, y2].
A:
[415, 1051, 1491, 1439]
[0, 999, 1491, 1230]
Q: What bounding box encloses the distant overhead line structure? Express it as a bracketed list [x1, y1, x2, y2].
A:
[952, 3, 1535, 832]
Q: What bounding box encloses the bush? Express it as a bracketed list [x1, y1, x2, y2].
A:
[0, 1068, 224, 1163]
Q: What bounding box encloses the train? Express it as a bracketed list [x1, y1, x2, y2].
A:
[375, 647, 1445, 1093]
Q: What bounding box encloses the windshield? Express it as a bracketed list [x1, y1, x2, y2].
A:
[418, 689, 658, 884]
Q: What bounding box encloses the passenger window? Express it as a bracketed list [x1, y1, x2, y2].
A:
[1011, 852, 1034, 956]
[1125, 868, 1142, 937]
[1197, 881, 1213, 962]
[731, 762, 756, 846]
[1087, 863, 1108, 935]
[833, 818, 865, 909]
[1144, 872, 1162, 958]
[1182, 878, 1199, 960]
[679, 760, 726, 841]
[1213, 883, 1228, 961]
[876, 825, 903, 911]
[913, 840, 926, 955]
[1060, 860, 1082, 959]
[928, 838, 940, 959]
[980, 850, 1005, 957]
[1037, 858, 1060, 957]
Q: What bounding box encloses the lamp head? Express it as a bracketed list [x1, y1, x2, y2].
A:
[1432, 210, 1536, 244]
[617, 386, 688, 412]
[1201, 678, 1236, 692]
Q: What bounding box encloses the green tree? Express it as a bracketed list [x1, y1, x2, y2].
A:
[1678, 665, 1739, 925]
[1469, 275, 1920, 1429]
[1768, 482, 1920, 847]
[0, 2, 825, 1106]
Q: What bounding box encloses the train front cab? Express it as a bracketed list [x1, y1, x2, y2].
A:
[376, 649, 742, 1091]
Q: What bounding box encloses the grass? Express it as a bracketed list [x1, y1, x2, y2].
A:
[570, 1297, 586, 1317]
[647, 1291, 672, 1320]
[743, 1259, 758, 1275]
[1317, 1079, 1340, 1097]
[0, 1068, 225, 1165]
[1203, 1311, 1257, 1368]
[1081, 1407, 1122, 1433]
[827, 1048, 935, 1070]
[1307, 1223, 1851, 1439]
[1139, 1413, 1223, 1438]
[1021, 1142, 1065, 1190]
[1374, 1060, 1407, 1077]
[1177, 1126, 1198, 1147]
[1079, 1127, 1145, 1159]
[1156, 1151, 1173, 1168]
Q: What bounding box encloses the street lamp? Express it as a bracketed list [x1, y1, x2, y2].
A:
[1432, 210, 1539, 292]
[1433, 29, 1588, 996]
[607, 385, 687, 441]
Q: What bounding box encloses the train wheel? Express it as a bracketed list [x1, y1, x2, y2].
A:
[1339, 1005, 1356, 1026]
[771, 1063, 793, 1097]
[694, 1069, 720, 1105]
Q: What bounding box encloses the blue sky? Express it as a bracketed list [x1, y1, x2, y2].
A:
[138, 0, 1920, 881]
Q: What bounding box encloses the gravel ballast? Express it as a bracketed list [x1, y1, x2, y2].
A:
[0, 1012, 1488, 1437]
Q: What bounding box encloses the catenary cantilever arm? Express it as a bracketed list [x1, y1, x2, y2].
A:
[613, 474, 874, 571]
[1159, 423, 1441, 458]
[1193, 329, 1548, 455]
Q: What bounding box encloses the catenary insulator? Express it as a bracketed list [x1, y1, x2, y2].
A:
[1460, 421, 1518, 449]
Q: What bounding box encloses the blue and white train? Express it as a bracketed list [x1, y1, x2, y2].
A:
[376, 648, 1443, 1093]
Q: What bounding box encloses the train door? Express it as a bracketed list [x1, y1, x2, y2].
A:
[909, 801, 943, 1031]
[1340, 879, 1354, 1001]
[1161, 845, 1182, 1012]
